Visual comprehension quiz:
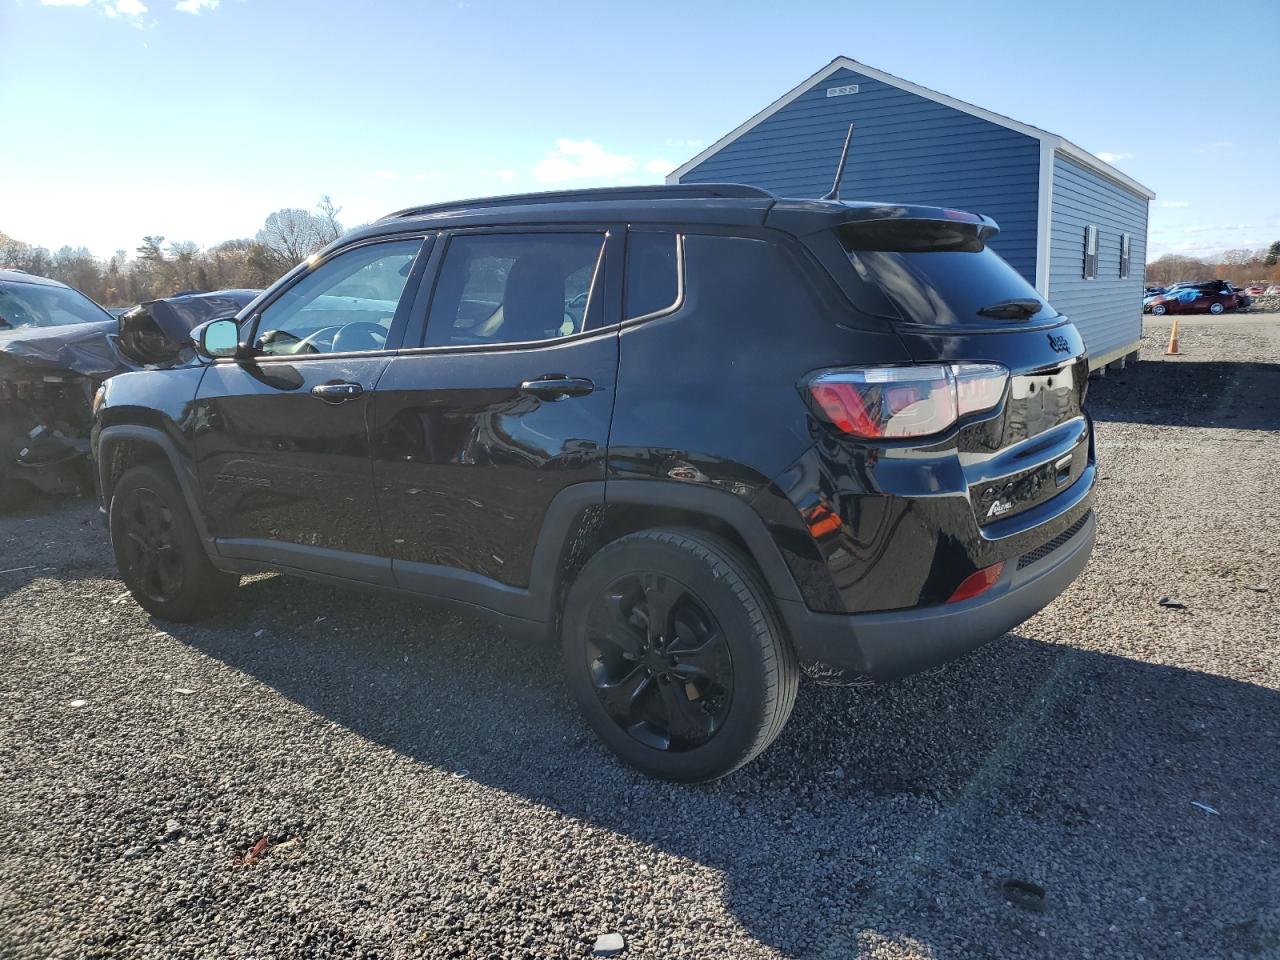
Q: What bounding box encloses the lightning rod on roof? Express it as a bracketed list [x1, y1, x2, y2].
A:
[821, 123, 855, 202]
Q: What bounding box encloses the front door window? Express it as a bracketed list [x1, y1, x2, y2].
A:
[254, 239, 423, 356]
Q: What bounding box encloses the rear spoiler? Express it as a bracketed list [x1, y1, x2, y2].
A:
[765, 199, 1000, 244]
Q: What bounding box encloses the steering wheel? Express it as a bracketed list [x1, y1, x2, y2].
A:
[331, 320, 388, 354]
[289, 325, 343, 355]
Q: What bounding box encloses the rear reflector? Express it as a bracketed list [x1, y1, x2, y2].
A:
[947, 562, 1005, 604]
[807, 363, 1008, 440]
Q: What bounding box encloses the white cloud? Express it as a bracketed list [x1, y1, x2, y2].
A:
[533, 139, 636, 183]
[1161, 200, 1191, 209]
[645, 158, 676, 176]
[175, 0, 218, 12]
[40, 0, 148, 16]
[664, 138, 704, 149]
[494, 169, 517, 182]
[1095, 151, 1133, 163]
[1193, 140, 1234, 154]
[409, 171, 442, 182]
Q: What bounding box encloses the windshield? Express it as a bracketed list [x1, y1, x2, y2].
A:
[0, 280, 113, 330]
[838, 227, 1058, 327]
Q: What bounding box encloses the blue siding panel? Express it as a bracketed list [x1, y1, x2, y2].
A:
[678, 67, 1041, 282]
[1047, 154, 1148, 364]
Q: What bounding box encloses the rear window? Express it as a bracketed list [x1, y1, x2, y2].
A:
[838, 226, 1058, 327]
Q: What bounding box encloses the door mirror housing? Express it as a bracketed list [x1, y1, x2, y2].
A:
[192, 317, 243, 360]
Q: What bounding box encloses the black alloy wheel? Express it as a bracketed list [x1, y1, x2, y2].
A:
[109, 463, 239, 621]
[586, 572, 733, 752]
[116, 485, 185, 605]
[561, 528, 799, 782]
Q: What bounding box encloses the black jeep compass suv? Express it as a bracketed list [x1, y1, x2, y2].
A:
[92, 184, 1096, 782]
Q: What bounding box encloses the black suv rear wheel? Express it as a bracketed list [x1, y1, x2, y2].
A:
[109, 464, 239, 622]
[561, 528, 798, 782]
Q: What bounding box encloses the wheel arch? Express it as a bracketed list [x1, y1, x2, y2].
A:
[95, 424, 217, 557]
[539, 480, 803, 628]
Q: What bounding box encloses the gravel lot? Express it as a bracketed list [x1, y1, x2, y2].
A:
[2, 316, 1278, 960]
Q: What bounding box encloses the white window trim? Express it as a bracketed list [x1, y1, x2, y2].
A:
[1083, 225, 1099, 281]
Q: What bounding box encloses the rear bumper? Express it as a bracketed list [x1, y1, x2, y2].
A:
[777, 509, 1095, 682]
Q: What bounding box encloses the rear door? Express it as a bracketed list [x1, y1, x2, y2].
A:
[194, 236, 430, 583]
[371, 226, 621, 604]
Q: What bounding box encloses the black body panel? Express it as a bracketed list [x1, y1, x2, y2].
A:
[372, 331, 618, 590]
[193, 356, 391, 559]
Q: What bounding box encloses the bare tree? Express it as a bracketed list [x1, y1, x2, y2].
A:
[317, 195, 344, 244]
[0, 192, 347, 305]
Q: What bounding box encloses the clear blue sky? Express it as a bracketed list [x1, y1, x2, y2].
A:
[2, 0, 1277, 260]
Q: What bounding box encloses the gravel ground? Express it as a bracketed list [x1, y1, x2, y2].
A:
[2, 317, 1278, 960]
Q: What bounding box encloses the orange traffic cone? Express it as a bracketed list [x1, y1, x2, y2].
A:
[1165, 318, 1180, 356]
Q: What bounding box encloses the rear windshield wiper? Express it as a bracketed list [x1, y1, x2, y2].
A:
[976, 298, 1043, 320]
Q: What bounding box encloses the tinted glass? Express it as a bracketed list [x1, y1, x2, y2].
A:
[839, 234, 1057, 327]
[0, 280, 112, 329]
[254, 240, 422, 356]
[624, 232, 679, 319]
[425, 233, 604, 347]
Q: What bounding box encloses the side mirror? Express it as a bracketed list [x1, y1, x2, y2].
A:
[191, 317, 242, 360]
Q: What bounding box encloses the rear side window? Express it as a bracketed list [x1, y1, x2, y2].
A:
[624, 231, 679, 319]
[425, 233, 604, 347]
[838, 229, 1057, 327]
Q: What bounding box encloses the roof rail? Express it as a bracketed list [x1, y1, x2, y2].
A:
[379, 183, 774, 221]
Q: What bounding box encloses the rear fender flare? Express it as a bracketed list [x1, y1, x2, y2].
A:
[529, 479, 802, 624]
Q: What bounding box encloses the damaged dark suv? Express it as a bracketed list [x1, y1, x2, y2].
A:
[0, 269, 118, 504]
[93, 184, 1096, 782]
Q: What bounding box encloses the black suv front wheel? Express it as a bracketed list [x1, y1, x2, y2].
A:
[561, 529, 798, 782]
[109, 464, 239, 622]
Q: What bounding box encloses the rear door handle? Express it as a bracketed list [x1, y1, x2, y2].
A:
[518, 376, 595, 400]
[311, 381, 364, 403]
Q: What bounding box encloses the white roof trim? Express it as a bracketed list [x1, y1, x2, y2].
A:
[667, 56, 1155, 202]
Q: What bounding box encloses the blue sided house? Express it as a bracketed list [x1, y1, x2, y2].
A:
[670, 57, 1155, 370]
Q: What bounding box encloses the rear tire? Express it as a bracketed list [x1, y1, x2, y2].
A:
[561, 528, 798, 782]
[1209, 302, 1225, 315]
[109, 464, 239, 622]
[1152, 304, 1167, 316]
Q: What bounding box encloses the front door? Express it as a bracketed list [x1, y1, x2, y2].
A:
[371, 228, 620, 605]
[194, 236, 429, 584]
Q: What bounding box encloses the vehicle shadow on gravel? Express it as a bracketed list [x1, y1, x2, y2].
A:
[1088, 359, 1280, 430]
[167, 573, 1280, 957]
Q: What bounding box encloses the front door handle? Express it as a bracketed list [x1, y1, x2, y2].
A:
[518, 376, 595, 401]
[311, 381, 364, 403]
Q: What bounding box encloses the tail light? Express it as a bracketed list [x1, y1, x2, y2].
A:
[947, 562, 1005, 603]
[807, 363, 1007, 439]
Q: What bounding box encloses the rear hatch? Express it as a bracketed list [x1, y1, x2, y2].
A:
[789, 205, 1092, 528]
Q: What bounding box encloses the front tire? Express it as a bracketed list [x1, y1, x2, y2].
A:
[109, 464, 239, 621]
[561, 528, 798, 782]
[1152, 304, 1167, 316]
[1209, 302, 1225, 315]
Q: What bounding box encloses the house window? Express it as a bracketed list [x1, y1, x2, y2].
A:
[1119, 232, 1132, 280]
[1083, 225, 1099, 280]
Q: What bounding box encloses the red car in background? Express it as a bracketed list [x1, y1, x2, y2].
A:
[1145, 280, 1245, 316]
